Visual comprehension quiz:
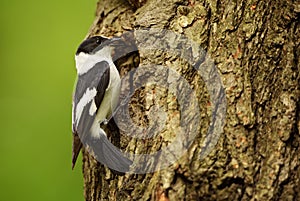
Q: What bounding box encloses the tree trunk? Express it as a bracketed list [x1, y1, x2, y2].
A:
[80, 0, 300, 200]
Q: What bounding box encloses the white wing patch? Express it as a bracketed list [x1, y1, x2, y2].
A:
[89, 100, 97, 116]
[75, 87, 97, 126]
[72, 94, 76, 133]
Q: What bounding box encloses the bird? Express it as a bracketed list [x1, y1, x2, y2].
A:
[71, 36, 132, 172]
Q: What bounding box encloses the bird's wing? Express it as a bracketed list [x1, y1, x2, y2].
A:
[72, 61, 110, 136]
[72, 61, 110, 167]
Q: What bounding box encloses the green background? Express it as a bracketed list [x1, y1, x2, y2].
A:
[0, 0, 97, 200]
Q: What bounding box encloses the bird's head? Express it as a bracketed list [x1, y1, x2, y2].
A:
[76, 36, 122, 55]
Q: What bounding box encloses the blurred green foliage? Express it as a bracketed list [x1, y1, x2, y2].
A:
[0, 0, 97, 200]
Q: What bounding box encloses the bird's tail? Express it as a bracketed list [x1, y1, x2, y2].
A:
[86, 132, 132, 173]
[72, 134, 83, 170]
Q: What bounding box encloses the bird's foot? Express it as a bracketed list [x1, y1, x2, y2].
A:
[99, 119, 109, 126]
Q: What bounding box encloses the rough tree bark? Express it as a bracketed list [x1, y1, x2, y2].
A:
[80, 0, 300, 200]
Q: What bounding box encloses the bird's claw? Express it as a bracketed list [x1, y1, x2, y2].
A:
[100, 119, 109, 126]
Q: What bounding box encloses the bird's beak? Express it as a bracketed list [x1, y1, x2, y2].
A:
[92, 37, 123, 53]
[109, 37, 122, 42]
[108, 37, 123, 47]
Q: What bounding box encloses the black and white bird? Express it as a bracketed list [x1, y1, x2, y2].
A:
[72, 36, 132, 172]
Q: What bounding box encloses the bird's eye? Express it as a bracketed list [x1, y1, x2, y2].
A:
[96, 39, 101, 44]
